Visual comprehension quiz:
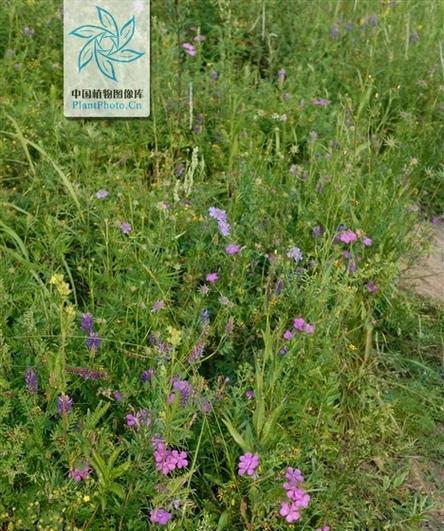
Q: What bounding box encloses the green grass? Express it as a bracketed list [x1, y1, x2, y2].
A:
[0, 0, 443, 529]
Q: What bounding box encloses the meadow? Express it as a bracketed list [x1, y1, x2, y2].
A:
[0, 0, 443, 529]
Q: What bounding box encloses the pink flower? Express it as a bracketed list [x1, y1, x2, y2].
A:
[283, 330, 294, 340]
[337, 229, 357, 244]
[206, 272, 218, 283]
[120, 221, 132, 235]
[280, 501, 301, 523]
[193, 34, 205, 42]
[293, 318, 306, 331]
[181, 42, 196, 56]
[312, 97, 331, 106]
[362, 236, 373, 246]
[238, 452, 260, 476]
[170, 450, 188, 469]
[367, 281, 378, 293]
[225, 243, 240, 255]
[303, 323, 315, 334]
[149, 507, 172, 525]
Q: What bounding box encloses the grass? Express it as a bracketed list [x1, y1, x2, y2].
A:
[0, 0, 443, 529]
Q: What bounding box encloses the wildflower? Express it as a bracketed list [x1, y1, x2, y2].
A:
[168, 377, 192, 406]
[201, 399, 212, 413]
[274, 279, 285, 294]
[170, 450, 188, 468]
[95, 189, 109, 199]
[126, 409, 151, 428]
[284, 467, 304, 484]
[278, 68, 286, 85]
[287, 246, 303, 263]
[49, 273, 71, 297]
[188, 337, 206, 363]
[175, 163, 185, 176]
[181, 42, 196, 56]
[24, 26, 35, 37]
[218, 220, 231, 236]
[152, 438, 188, 475]
[362, 236, 373, 246]
[208, 208, 227, 222]
[293, 318, 306, 331]
[219, 296, 231, 306]
[140, 368, 155, 382]
[316, 527, 330, 531]
[200, 308, 210, 325]
[312, 97, 331, 106]
[69, 367, 107, 380]
[57, 394, 73, 415]
[149, 508, 172, 525]
[312, 225, 324, 238]
[245, 389, 255, 400]
[80, 312, 94, 333]
[283, 330, 294, 340]
[193, 34, 205, 42]
[330, 25, 340, 39]
[114, 390, 122, 401]
[120, 221, 132, 235]
[279, 346, 289, 355]
[347, 260, 357, 273]
[199, 284, 210, 295]
[225, 243, 240, 255]
[68, 463, 91, 482]
[24, 368, 38, 393]
[86, 332, 101, 352]
[280, 501, 301, 523]
[225, 316, 234, 335]
[337, 229, 357, 244]
[304, 323, 315, 334]
[367, 281, 378, 293]
[151, 299, 165, 313]
[210, 70, 218, 81]
[238, 452, 260, 476]
[206, 272, 218, 283]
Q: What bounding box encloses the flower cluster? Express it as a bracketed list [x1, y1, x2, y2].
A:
[80, 313, 101, 353]
[168, 377, 192, 406]
[24, 368, 38, 393]
[287, 246, 303, 263]
[126, 408, 152, 429]
[68, 463, 92, 482]
[209, 206, 230, 236]
[68, 367, 107, 380]
[238, 452, 260, 476]
[57, 394, 73, 415]
[283, 317, 315, 340]
[149, 507, 172, 526]
[279, 467, 310, 523]
[152, 438, 188, 475]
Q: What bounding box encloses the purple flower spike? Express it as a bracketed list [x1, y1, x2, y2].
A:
[24, 368, 38, 393]
[57, 394, 73, 415]
[238, 452, 260, 476]
[86, 332, 101, 352]
[287, 246, 303, 263]
[81, 312, 94, 333]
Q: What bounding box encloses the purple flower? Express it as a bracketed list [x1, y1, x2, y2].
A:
[114, 390, 122, 401]
[285, 467, 304, 484]
[140, 368, 155, 382]
[225, 316, 234, 335]
[316, 527, 331, 531]
[367, 281, 378, 293]
[208, 207, 227, 222]
[126, 409, 152, 429]
[181, 42, 196, 56]
[330, 25, 340, 39]
[280, 501, 301, 523]
[283, 330, 294, 340]
[170, 449, 188, 468]
[168, 377, 192, 407]
[293, 318, 306, 331]
[24, 368, 38, 393]
[206, 272, 218, 283]
[337, 229, 357, 244]
[245, 389, 255, 400]
[95, 189, 109, 199]
[347, 260, 357, 273]
[151, 299, 165, 313]
[362, 236, 373, 247]
[120, 221, 132, 235]
[287, 246, 303, 263]
[68, 463, 91, 482]
[238, 452, 260, 476]
[200, 308, 210, 325]
[152, 438, 188, 475]
[86, 332, 101, 352]
[69, 367, 107, 380]
[225, 243, 240, 255]
[304, 323, 315, 335]
[149, 508, 172, 526]
[312, 225, 324, 238]
[80, 312, 94, 333]
[57, 394, 73, 415]
[312, 97, 331, 106]
[193, 34, 205, 42]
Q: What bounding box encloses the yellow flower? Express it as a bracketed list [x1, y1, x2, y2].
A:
[49, 274, 71, 297]
[166, 326, 182, 346]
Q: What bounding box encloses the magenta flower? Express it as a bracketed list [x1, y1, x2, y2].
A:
[337, 229, 357, 244]
[206, 272, 218, 283]
[287, 246, 303, 262]
[95, 189, 109, 199]
[68, 463, 91, 482]
[285, 467, 304, 484]
[293, 318, 306, 331]
[304, 323, 315, 334]
[280, 501, 301, 523]
[283, 330, 294, 340]
[238, 452, 260, 476]
[245, 389, 255, 400]
[225, 243, 240, 255]
[181, 42, 196, 56]
[120, 221, 132, 235]
[149, 508, 172, 525]
[362, 236, 373, 246]
[126, 409, 151, 429]
[170, 450, 188, 469]
[316, 527, 331, 531]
